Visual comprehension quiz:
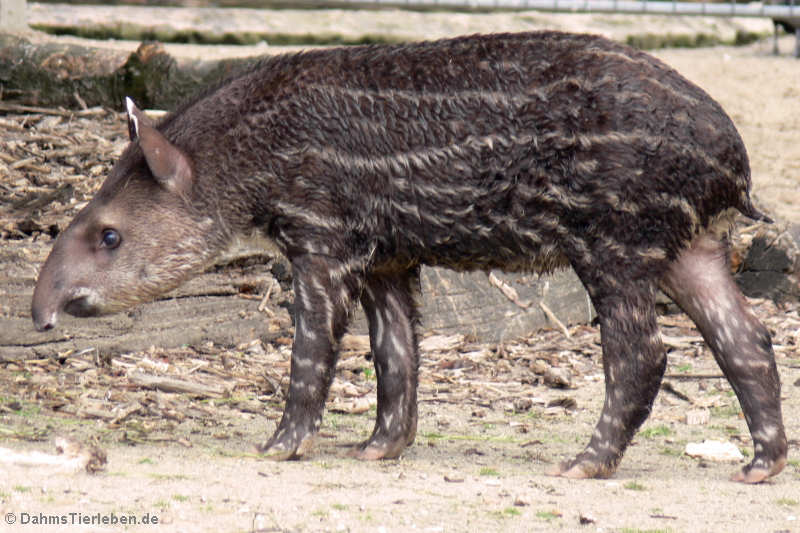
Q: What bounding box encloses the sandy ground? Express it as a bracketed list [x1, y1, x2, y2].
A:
[2, 12, 800, 533]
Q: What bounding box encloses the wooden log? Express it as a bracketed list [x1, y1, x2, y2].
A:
[0, 34, 252, 109]
[416, 268, 593, 343]
[735, 229, 800, 303]
[0, 243, 290, 361]
[346, 266, 595, 343]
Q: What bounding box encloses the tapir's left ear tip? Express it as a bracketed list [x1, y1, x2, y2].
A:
[125, 97, 140, 141]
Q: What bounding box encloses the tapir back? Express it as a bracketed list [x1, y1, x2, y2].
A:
[158, 32, 752, 279]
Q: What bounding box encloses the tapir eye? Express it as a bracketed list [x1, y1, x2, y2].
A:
[100, 229, 121, 249]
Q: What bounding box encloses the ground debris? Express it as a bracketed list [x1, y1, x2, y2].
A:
[0, 436, 106, 473]
[0, 104, 126, 240]
[6, 298, 796, 448]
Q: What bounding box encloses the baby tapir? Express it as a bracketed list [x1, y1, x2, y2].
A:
[32, 31, 787, 483]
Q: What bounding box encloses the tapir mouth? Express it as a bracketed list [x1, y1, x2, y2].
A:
[63, 295, 101, 318]
[32, 288, 103, 331]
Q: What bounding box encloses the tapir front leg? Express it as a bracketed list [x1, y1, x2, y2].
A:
[349, 269, 421, 460]
[259, 254, 362, 459]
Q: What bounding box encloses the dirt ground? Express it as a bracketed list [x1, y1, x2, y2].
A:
[2, 13, 800, 533]
[2, 324, 799, 533]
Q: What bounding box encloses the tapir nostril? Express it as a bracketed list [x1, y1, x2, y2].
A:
[32, 311, 57, 332]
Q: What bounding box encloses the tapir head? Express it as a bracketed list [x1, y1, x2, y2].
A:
[32, 98, 218, 331]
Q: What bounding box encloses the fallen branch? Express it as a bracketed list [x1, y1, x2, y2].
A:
[127, 370, 227, 398]
[538, 301, 570, 339]
[108, 401, 144, 426]
[257, 280, 276, 316]
[487, 272, 531, 309]
[661, 381, 692, 403]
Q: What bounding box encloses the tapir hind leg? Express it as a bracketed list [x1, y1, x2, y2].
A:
[258, 254, 362, 459]
[349, 268, 421, 460]
[548, 277, 667, 479]
[659, 233, 787, 483]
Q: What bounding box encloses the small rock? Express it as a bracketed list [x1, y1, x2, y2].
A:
[685, 440, 744, 462]
[513, 397, 533, 412]
[579, 512, 596, 525]
[547, 397, 577, 410]
[530, 360, 549, 375]
[513, 496, 530, 507]
[544, 366, 572, 389]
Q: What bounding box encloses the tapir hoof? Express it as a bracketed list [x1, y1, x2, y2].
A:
[347, 439, 407, 461]
[731, 457, 786, 484]
[256, 433, 316, 461]
[546, 458, 616, 480]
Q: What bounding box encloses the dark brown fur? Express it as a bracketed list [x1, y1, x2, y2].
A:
[32, 32, 786, 482]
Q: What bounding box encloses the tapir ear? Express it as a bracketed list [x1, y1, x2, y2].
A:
[125, 97, 193, 195]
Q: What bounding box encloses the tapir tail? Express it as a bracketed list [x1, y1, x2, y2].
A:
[738, 196, 773, 224]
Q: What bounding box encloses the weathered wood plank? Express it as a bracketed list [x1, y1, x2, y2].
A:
[416, 268, 593, 343]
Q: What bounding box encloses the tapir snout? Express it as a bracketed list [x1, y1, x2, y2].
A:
[31, 220, 105, 331]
